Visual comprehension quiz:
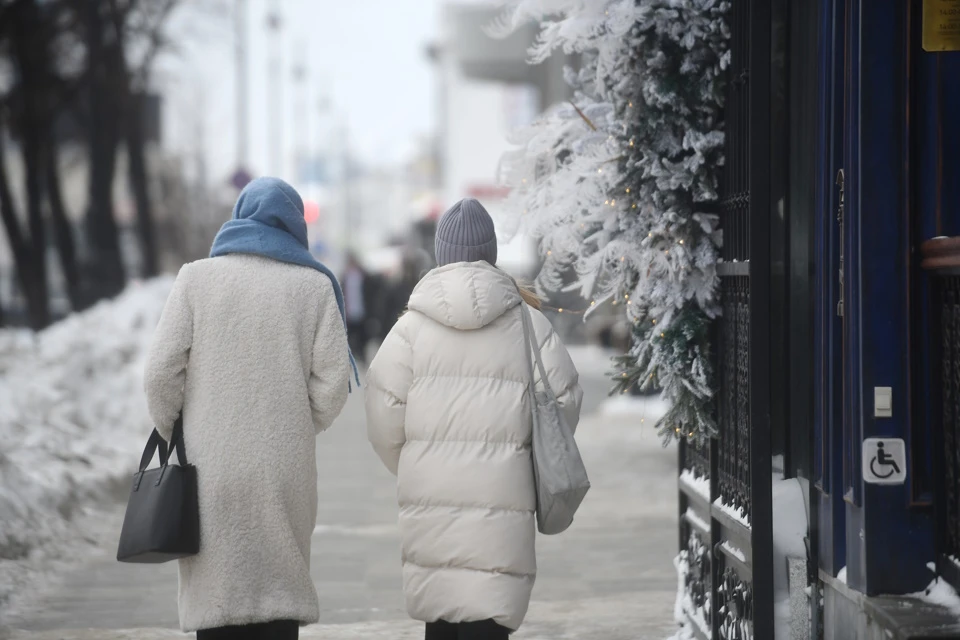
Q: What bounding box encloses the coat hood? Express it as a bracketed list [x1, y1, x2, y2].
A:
[232, 176, 309, 246]
[408, 261, 521, 330]
[209, 176, 359, 388]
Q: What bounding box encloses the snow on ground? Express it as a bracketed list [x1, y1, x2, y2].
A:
[772, 476, 809, 639]
[4, 592, 680, 639]
[566, 345, 618, 379]
[0, 279, 172, 612]
[914, 576, 960, 618]
[599, 393, 671, 419]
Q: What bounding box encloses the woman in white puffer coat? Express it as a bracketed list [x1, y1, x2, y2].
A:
[365, 198, 583, 640]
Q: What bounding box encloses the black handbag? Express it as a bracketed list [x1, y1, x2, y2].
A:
[117, 416, 200, 563]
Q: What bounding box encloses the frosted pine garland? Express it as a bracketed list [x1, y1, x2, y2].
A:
[494, 0, 729, 444]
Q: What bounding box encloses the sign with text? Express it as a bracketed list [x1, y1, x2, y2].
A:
[862, 438, 907, 485]
[923, 0, 960, 51]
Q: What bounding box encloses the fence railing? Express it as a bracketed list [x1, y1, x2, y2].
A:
[922, 237, 960, 592]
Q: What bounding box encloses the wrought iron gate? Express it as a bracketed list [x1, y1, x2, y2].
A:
[922, 238, 960, 594]
[677, 0, 774, 637]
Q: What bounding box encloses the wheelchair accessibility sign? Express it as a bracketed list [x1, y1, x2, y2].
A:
[862, 438, 907, 485]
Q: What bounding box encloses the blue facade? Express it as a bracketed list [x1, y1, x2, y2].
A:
[813, 0, 960, 634]
[677, 1, 960, 637]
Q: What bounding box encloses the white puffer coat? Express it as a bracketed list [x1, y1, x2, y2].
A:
[365, 261, 583, 631]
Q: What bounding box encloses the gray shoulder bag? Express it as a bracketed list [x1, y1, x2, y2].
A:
[520, 302, 590, 535]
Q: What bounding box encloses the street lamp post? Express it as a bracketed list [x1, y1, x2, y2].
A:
[266, 1, 283, 177]
[235, 0, 248, 170]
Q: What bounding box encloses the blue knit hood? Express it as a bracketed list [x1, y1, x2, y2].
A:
[210, 176, 359, 388]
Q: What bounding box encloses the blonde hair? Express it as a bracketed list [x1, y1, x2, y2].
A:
[516, 283, 542, 310]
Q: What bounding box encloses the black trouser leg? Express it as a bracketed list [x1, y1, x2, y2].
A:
[425, 620, 510, 640]
[257, 620, 298, 640]
[459, 619, 511, 640]
[425, 620, 458, 640]
[347, 320, 368, 364]
[197, 624, 256, 640]
[198, 620, 298, 640]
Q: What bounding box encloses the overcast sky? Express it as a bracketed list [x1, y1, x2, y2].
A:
[157, 0, 445, 184]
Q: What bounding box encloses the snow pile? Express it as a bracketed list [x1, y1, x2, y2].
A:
[914, 576, 960, 618]
[714, 497, 750, 527]
[673, 552, 709, 638]
[0, 278, 172, 609]
[679, 469, 710, 502]
[771, 477, 809, 639]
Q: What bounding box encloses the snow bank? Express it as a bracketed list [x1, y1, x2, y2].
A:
[772, 476, 809, 639]
[913, 576, 960, 618]
[0, 278, 172, 610]
[672, 552, 709, 639]
[837, 566, 848, 585]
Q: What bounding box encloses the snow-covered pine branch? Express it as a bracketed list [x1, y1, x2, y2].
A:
[495, 0, 729, 444]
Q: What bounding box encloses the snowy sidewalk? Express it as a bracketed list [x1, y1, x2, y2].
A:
[1, 344, 680, 639]
[2, 593, 674, 639]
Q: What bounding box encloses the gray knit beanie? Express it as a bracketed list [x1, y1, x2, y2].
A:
[434, 198, 498, 267]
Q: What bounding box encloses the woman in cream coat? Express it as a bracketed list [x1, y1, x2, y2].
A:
[144, 178, 354, 640]
[365, 198, 583, 640]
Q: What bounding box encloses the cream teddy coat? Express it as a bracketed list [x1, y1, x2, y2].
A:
[365, 261, 583, 631]
[143, 254, 350, 632]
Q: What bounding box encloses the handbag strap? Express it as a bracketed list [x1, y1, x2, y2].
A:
[519, 301, 539, 432]
[519, 303, 556, 397]
[137, 415, 187, 472]
[168, 415, 188, 466]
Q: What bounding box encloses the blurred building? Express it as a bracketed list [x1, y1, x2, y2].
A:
[428, 2, 575, 280]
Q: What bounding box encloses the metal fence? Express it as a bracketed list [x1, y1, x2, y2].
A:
[677, 0, 774, 637]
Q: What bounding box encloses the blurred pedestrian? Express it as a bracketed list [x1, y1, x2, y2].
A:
[364, 198, 584, 639]
[143, 177, 357, 640]
[342, 252, 371, 365]
[378, 248, 427, 342]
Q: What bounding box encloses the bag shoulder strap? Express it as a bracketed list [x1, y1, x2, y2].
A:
[519, 302, 539, 428]
[520, 303, 556, 397]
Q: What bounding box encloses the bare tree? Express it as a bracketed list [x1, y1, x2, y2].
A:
[1, 0, 55, 328]
[106, 0, 179, 278]
[0, 0, 185, 326]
